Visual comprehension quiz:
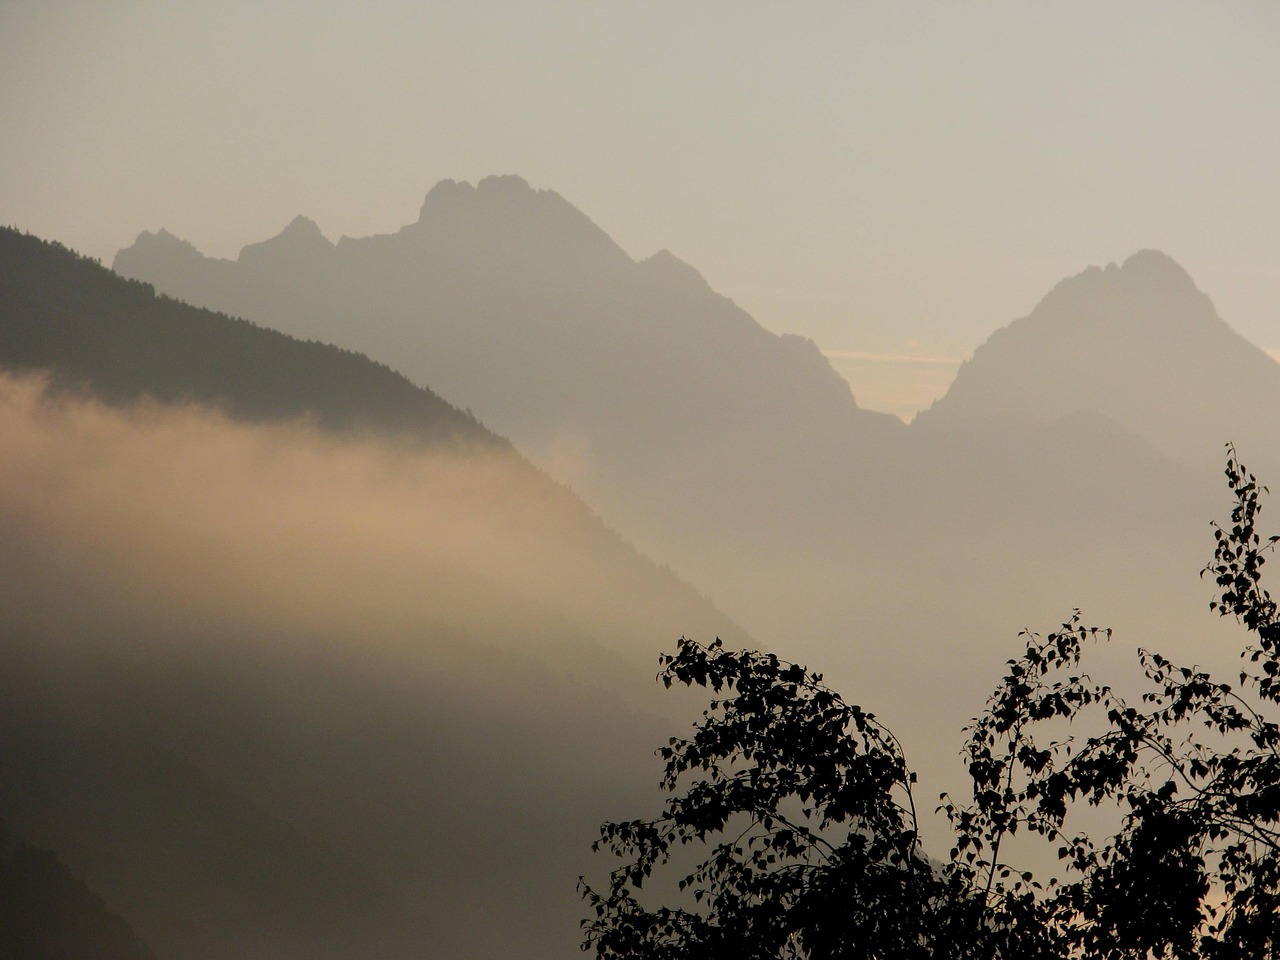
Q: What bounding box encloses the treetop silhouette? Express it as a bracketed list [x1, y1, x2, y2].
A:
[583, 446, 1280, 959]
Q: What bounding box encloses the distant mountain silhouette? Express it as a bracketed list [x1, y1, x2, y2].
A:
[115, 188, 1254, 619]
[914, 249, 1280, 476]
[112, 187, 1267, 674]
[114, 176, 904, 568]
[0, 227, 748, 960]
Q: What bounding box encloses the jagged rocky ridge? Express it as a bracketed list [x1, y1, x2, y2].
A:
[111, 180, 1266, 648]
[110, 184, 1274, 810]
[115, 176, 904, 572]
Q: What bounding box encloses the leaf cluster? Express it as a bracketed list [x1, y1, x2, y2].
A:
[583, 446, 1280, 959]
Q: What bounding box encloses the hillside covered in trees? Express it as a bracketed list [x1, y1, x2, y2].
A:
[1, 821, 155, 960]
[0, 227, 746, 960]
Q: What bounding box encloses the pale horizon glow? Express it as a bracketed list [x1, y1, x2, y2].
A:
[822, 349, 965, 366]
[821, 350, 964, 421]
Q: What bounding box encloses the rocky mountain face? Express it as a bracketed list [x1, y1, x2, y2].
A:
[114, 176, 904, 575]
[914, 249, 1280, 478]
[112, 179, 1278, 687]
[113, 183, 1272, 658]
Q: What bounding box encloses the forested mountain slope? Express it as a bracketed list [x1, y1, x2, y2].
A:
[2, 227, 493, 445]
[0, 821, 156, 960]
[0, 228, 746, 960]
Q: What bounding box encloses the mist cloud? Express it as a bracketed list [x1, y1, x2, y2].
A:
[0, 372, 726, 960]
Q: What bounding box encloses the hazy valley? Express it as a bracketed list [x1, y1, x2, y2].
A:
[3, 175, 1277, 958]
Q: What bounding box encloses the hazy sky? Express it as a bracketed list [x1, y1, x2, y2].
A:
[3, 1, 1278, 416]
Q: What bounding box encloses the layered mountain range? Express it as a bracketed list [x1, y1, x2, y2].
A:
[113, 178, 1265, 650]
[112, 179, 1275, 815]
[116, 182, 1272, 490]
[114, 177, 904, 574]
[4, 175, 1277, 960]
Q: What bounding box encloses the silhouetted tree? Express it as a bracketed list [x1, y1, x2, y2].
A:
[582, 447, 1280, 959]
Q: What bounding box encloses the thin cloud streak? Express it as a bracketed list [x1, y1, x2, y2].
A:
[0, 369, 726, 959]
[822, 349, 963, 366]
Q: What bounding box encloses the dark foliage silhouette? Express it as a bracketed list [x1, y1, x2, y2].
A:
[583, 447, 1280, 959]
[0, 821, 156, 960]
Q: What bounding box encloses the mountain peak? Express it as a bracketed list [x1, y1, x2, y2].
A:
[1120, 247, 1186, 273]
[913, 250, 1280, 475]
[112, 228, 212, 280]
[412, 175, 630, 265]
[280, 214, 327, 241]
[640, 249, 712, 292]
[418, 178, 477, 217]
[477, 173, 533, 194]
[131, 228, 202, 256]
[1116, 248, 1199, 291]
[1024, 248, 1213, 339]
[238, 214, 333, 266]
[417, 174, 543, 221]
[418, 174, 559, 222]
